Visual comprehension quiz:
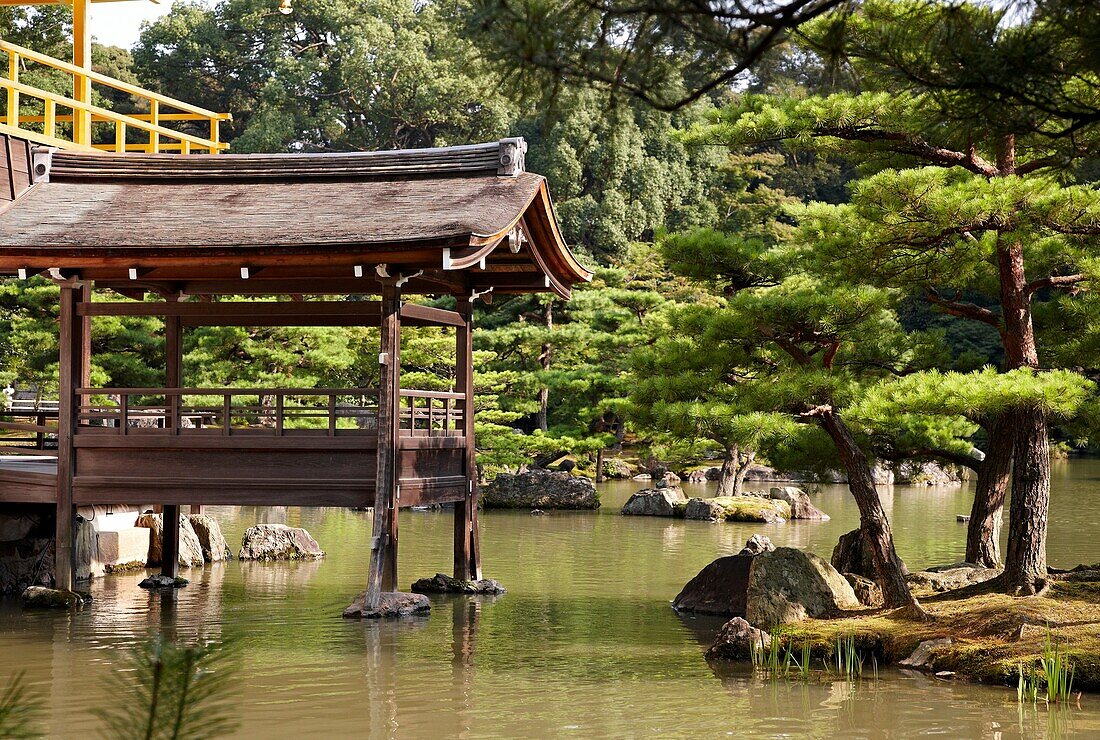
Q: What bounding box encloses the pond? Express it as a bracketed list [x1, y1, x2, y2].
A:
[3, 459, 1100, 737]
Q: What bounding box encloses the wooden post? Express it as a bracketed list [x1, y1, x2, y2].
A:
[163, 305, 183, 574]
[54, 284, 84, 591]
[453, 297, 481, 581]
[366, 285, 401, 607]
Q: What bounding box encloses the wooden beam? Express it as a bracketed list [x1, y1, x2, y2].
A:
[399, 303, 465, 328]
[367, 285, 401, 608]
[54, 284, 81, 591]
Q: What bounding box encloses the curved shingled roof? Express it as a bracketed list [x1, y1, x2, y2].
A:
[0, 136, 592, 299]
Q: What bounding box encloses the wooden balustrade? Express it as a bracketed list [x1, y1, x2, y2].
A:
[398, 390, 467, 437]
[75, 388, 380, 437]
[0, 39, 229, 154]
[0, 408, 58, 455]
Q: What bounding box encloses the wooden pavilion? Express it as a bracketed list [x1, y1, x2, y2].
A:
[0, 133, 591, 610]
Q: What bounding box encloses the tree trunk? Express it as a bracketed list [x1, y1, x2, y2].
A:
[996, 236, 1050, 594]
[733, 449, 755, 496]
[966, 413, 1013, 567]
[535, 301, 553, 433]
[595, 448, 605, 484]
[817, 409, 918, 611]
[715, 446, 739, 497]
[1003, 407, 1051, 594]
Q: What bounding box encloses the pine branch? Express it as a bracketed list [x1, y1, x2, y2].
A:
[924, 288, 1001, 328]
[1027, 273, 1088, 295]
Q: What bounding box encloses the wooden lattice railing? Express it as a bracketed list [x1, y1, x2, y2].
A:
[0, 39, 230, 154]
[76, 388, 378, 436]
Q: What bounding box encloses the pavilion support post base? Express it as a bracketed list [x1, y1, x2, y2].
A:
[343, 590, 430, 619]
[410, 572, 505, 596]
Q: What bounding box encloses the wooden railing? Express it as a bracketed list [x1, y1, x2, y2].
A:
[0, 39, 229, 154]
[399, 390, 467, 437]
[76, 388, 378, 437]
[0, 407, 58, 455]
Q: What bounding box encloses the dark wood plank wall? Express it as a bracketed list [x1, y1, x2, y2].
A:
[0, 134, 34, 202]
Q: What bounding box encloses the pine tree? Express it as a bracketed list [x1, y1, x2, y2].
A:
[682, 0, 1100, 594]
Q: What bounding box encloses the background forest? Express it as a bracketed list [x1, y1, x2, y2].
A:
[0, 0, 1096, 492]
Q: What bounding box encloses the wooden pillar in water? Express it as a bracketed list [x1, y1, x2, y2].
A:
[367, 284, 401, 607]
[54, 283, 86, 591]
[453, 297, 482, 581]
[161, 306, 182, 578]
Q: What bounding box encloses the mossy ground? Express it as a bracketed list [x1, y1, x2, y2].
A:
[775, 577, 1100, 691]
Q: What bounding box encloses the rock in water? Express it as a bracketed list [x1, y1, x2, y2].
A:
[136, 513, 205, 568]
[673, 539, 777, 616]
[843, 573, 883, 608]
[769, 487, 830, 520]
[343, 591, 431, 619]
[745, 547, 860, 626]
[138, 574, 189, 590]
[683, 496, 790, 523]
[482, 469, 600, 510]
[739, 535, 776, 557]
[238, 524, 325, 561]
[899, 637, 953, 668]
[621, 487, 686, 517]
[187, 514, 232, 562]
[705, 617, 772, 661]
[831, 528, 908, 580]
[410, 573, 506, 595]
[21, 586, 87, 609]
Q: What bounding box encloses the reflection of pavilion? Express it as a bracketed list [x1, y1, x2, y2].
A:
[0, 136, 590, 609]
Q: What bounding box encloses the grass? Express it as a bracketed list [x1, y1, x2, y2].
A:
[749, 630, 873, 684]
[777, 578, 1100, 692]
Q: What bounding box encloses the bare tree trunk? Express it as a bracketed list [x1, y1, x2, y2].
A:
[595, 448, 605, 483]
[535, 301, 553, 433]
[966, 413, 1013, 567]
[997, 235, 1050, 595]
[1003, 407, 1051, 594]
[715, 445, 739, 497]
[733, 449, 756, 496]
[816, 408, 920, 612]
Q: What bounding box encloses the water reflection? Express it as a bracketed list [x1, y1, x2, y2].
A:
[1, 463, 1099, 737]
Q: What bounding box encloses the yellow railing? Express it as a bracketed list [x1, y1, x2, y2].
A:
[0, 39, 230, 154]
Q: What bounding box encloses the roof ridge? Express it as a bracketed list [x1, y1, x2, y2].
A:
[39, 137, 528, 182]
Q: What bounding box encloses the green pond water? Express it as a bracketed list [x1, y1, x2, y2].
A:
[4, 459, 1100, 738]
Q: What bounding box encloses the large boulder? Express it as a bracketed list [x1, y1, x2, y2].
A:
[187, 514, 232, 562]
[672, 555, 753, 616]
[238, 524, 325, 561]
[683, 496, 790, 523]
[705, 617, 772, 661]
[621, 487, 686, 517]
[136, 513, 205, 568]
[831, 528, 908, 580]
[745, 547, 860, 626]
[483, 469, 600, 510]
[672, 537, 774, 616]
[769, 487, 829, 521]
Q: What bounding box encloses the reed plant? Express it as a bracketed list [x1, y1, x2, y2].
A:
[1017, 631, 1077, 706]
[0, 671, 41, 739]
